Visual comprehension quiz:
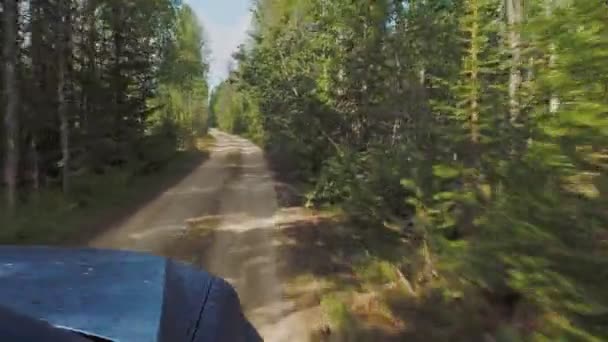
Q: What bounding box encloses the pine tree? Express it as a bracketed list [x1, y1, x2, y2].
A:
[3, 0, 19, 211]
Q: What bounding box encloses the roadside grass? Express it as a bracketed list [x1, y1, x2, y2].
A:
[277, 209, 401, 338]
[271, 161, 608, 340]
[276, 207, 507, 341]
[0, 136, 215, 245]
[288, 211, 608, 342]
[271, 179, 497, 340]
[354, 258, 401, 288]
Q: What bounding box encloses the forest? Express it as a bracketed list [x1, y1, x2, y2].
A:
[210, 0, 608, 340]
[0, 0, 209, 240]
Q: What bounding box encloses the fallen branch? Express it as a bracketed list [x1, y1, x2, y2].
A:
[393, 265, 416, 296]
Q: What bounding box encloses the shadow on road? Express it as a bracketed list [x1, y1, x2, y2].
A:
[70, 150, 211, 246]
[161, 207, 494, 341]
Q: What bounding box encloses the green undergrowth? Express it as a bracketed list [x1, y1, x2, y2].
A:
[0, 138, 213, 245]
[300, 209, 571, 340]
[314, 217, 608, 341]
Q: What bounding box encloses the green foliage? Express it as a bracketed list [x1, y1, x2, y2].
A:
[0, 0, 209, 195]
[212, 0, 608, 339]
[320, 293, 355, 331]
[151, 4, 210, 148]
[210, 80, 261, 139]
[0, 1, 210, 237]
[0, 149, 208, 244]
[355, 258, 400, 286]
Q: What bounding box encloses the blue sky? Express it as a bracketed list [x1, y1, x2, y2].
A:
[186, 0, 253, 88]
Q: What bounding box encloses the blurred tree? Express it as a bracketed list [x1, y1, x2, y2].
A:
[1, 0, 209, 206]
[213, 0, 608, 339]
[3, 0, 19, 211]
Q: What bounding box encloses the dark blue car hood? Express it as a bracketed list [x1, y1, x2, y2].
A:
[0, 247, 259, 342]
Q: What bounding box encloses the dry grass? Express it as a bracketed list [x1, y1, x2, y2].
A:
[196, 134, 217, 150]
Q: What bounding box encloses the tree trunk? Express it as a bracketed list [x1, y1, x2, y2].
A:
[112, 4, 125, 137]
[469, 0, 481, 144]
[545, 0, 559, 114]
[83, 0, 98, 140]
[58, 0, 70, 194]
[3, 0, 19, 212]
[507, 0, 522, 124]
[30, 137, 40, 193]
[30, 0, 43, 195]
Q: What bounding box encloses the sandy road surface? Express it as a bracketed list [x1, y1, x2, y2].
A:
[89, 129, 314, 341]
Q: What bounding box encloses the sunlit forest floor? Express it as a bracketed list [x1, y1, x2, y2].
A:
[274, 206, 534, 341]
[269, 172, 576, 341]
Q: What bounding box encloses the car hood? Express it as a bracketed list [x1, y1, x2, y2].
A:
[0, 247, 258, 342]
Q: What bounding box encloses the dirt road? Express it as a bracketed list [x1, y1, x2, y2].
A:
[89, 129, 314, 341]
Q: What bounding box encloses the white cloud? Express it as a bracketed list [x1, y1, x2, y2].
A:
[188, 2, 252, 88]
